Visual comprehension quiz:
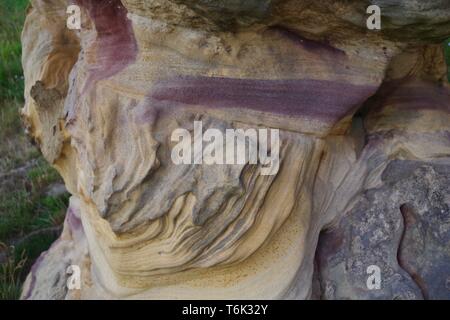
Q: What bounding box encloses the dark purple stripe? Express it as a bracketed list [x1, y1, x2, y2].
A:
[385, 84, 450, 112]
[75, 0, 137, 89]
[267, 26, 346, 58]
[67, 206, 82, 233]
[22, 252, 46, 300]
[149, 76, 377, 121]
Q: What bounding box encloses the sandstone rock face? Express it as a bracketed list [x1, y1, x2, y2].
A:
[20, 0, 450, 299]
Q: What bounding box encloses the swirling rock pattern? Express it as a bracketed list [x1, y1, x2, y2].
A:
[20, 0, 450, 299]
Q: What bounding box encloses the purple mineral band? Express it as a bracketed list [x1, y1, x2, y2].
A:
[385, 83, 450, 112]
[75, 0, 137, 90]
[267, 26, 347, 58]
[149, 76, 377, 122]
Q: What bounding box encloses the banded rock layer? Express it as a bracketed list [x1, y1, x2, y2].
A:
[20, 0, 450, 299]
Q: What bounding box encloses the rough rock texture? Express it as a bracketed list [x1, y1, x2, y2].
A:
[20, 0, 450, 299]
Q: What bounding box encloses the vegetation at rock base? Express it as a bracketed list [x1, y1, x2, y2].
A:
[0, 0, 68, 300]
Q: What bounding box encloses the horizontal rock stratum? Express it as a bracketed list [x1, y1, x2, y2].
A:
[20, 0, 450, 299]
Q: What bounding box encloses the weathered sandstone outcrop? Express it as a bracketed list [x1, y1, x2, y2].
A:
[20, 0, 450, 299]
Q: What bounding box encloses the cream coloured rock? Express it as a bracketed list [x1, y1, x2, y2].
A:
[20, 0, 450, 299]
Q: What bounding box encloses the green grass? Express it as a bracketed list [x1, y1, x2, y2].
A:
[27, 158, 62, 187]
[0, 0, 69, 299]
[0, 181, 67, 300]
[0, 0, 28, 102]
[0, 244, 27, 300]
[0, 157, 68, 241]
[0, 191, 68, 242]
[0, 162, 68, 299]
[0, 0, 33, 172]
